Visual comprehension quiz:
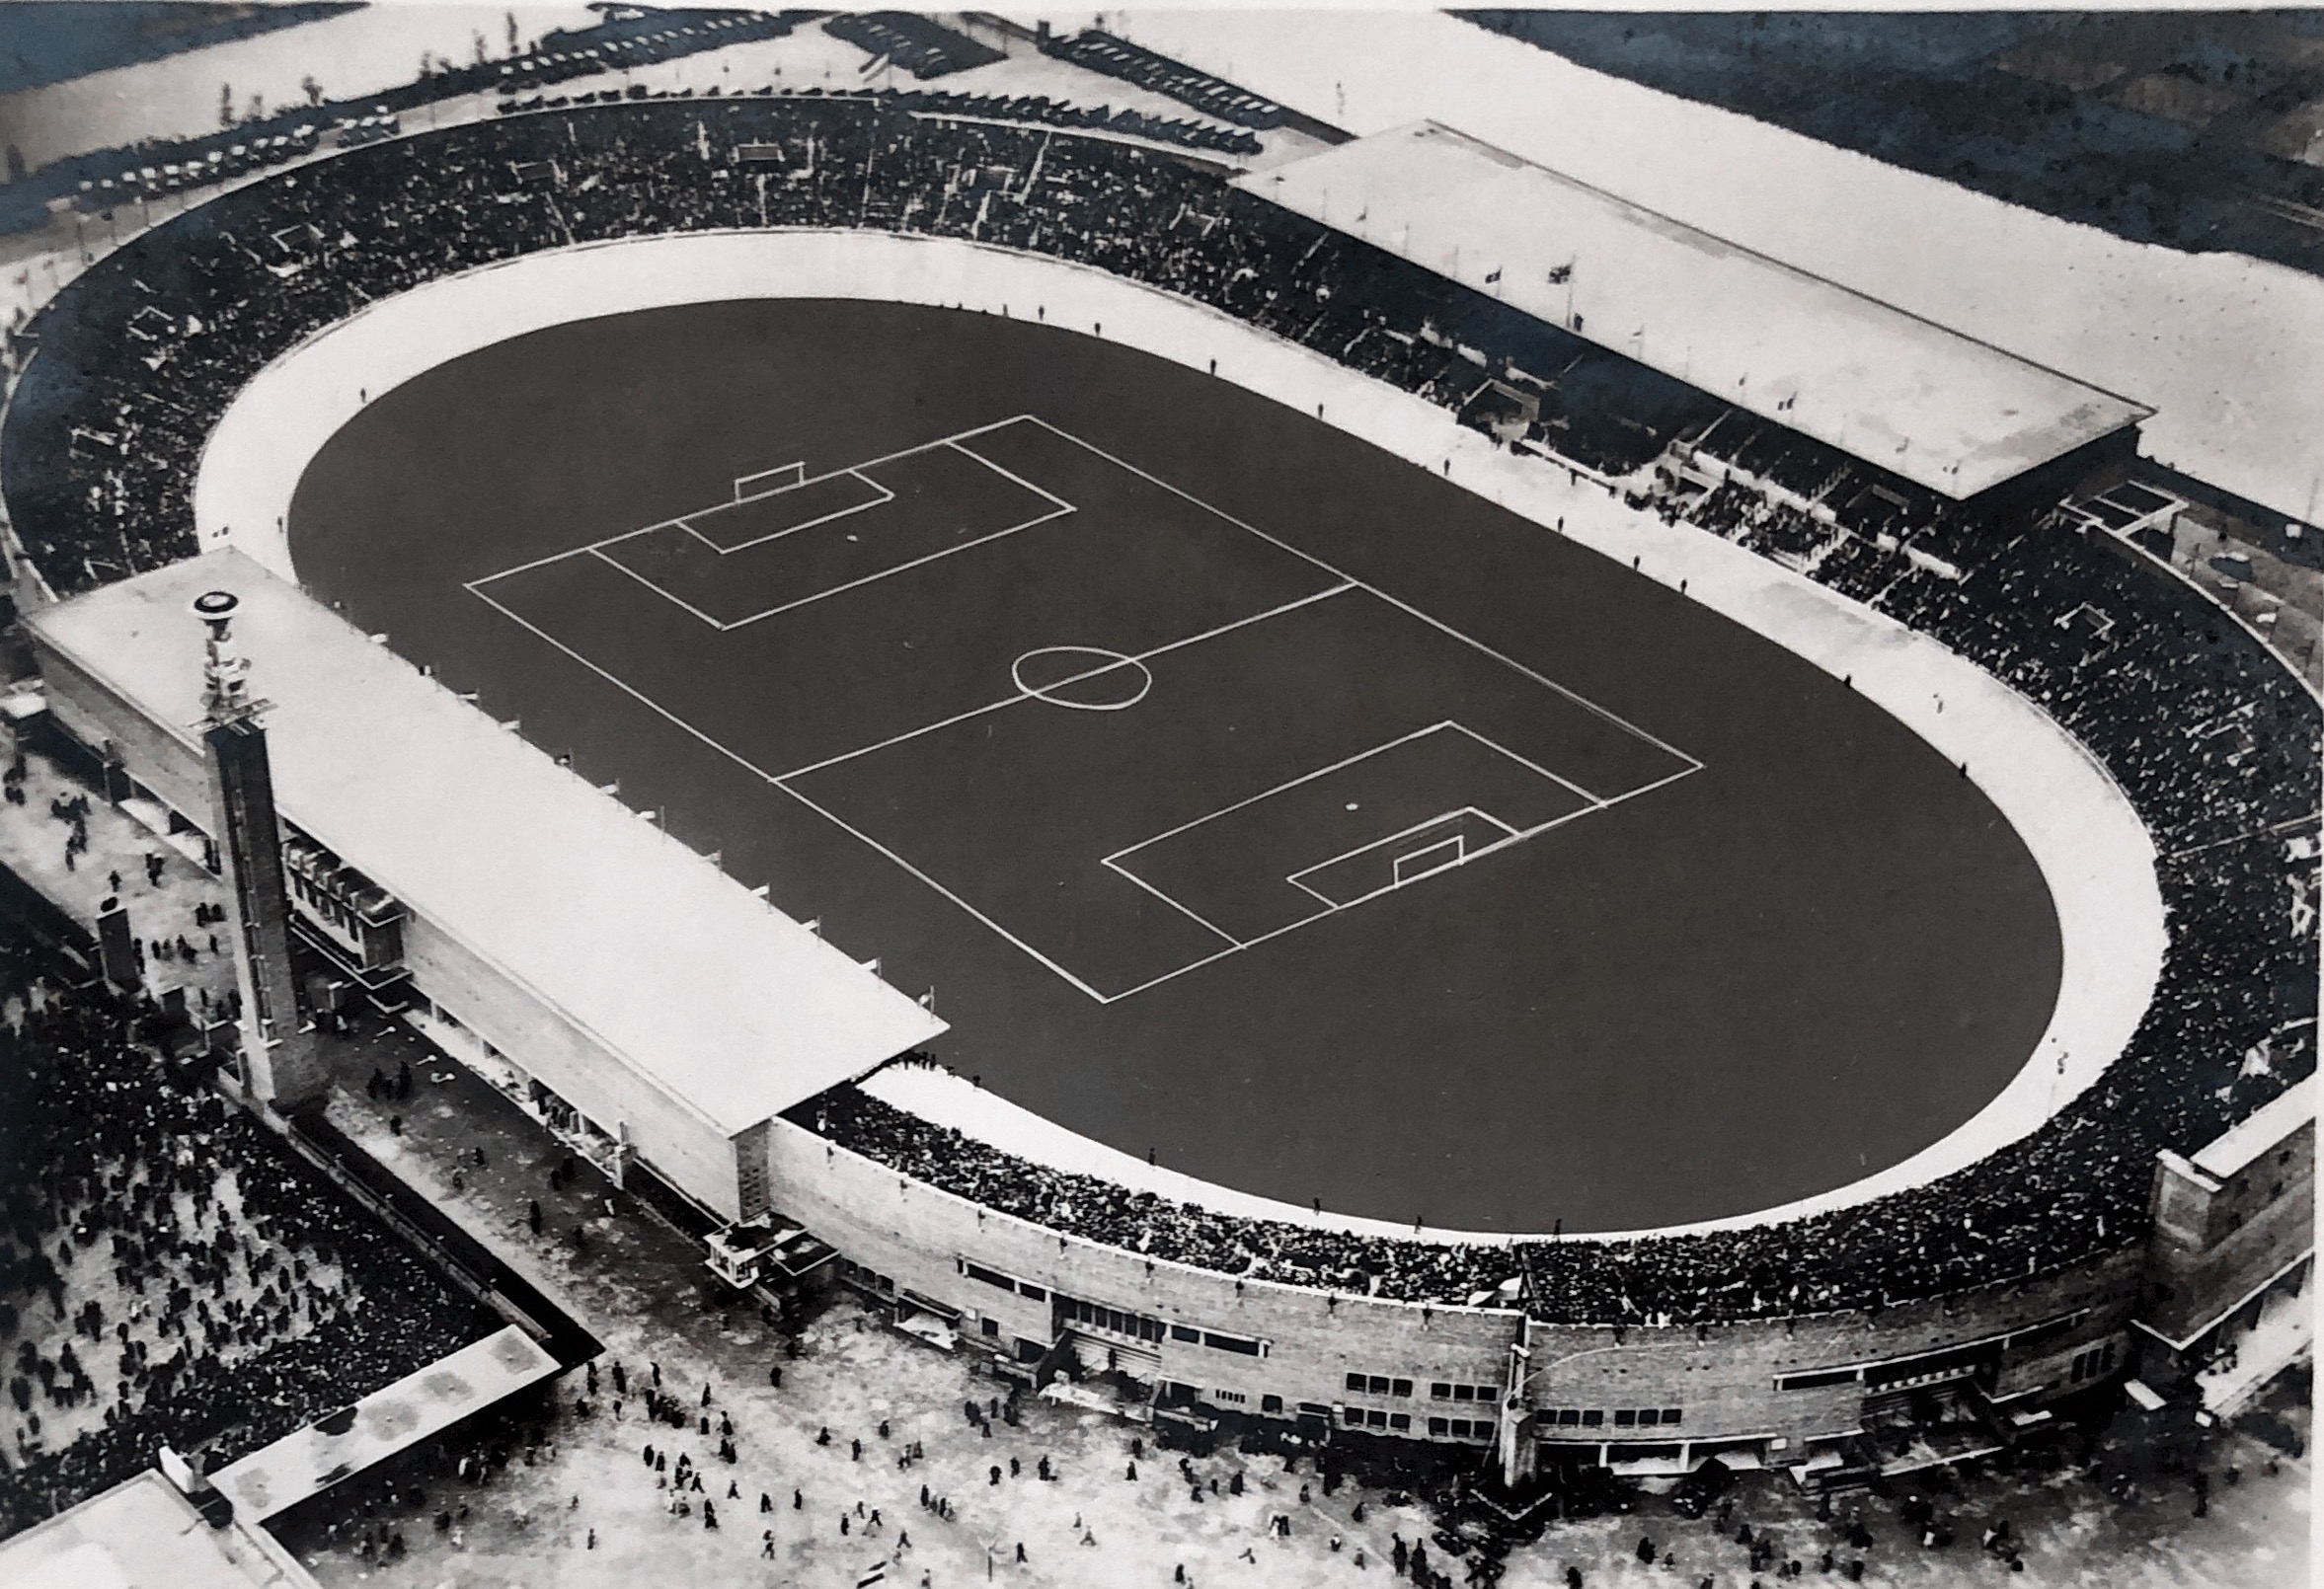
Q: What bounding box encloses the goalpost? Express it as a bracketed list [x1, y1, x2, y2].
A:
[1391, 833, 1466, 886]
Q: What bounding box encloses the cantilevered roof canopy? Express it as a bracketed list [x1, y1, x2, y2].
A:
[1238, 121, 2151, 500]
[27, 550, 945, 1136]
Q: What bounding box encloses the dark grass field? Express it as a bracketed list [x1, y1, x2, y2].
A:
[286, 299, 2061, 1234]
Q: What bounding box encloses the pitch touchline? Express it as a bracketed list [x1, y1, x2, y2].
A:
[467, 575, 1119, 1003]
[775, 781, 1115, 1004]
[1098, 858, 1243, 947]
[1106, 720, 1471, 863]
[1019, 415, 1705, 774]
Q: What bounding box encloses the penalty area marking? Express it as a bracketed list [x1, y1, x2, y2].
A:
[466, 413, 1052, 592]
[1098, 719, 1611, 983]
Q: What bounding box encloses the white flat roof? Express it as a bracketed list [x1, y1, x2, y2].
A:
[1235, 122, 2151, 500]
[2192, 1075, 2315, 1180]
[208, 1325, 558, 1519]
[0, 1470, 295, 1589]
[27, 550, 945, 1137]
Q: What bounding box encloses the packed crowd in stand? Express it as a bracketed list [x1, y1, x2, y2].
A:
[3, 9, 802, 237]
[3, 96, 2314, 1326]
[491, 85, 1268, 158]
[0, 943, 497, 1535]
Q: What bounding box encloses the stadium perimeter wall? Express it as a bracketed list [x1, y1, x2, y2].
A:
[762, 1119, 2143, 1455]
[190, 228, 2166, 1245]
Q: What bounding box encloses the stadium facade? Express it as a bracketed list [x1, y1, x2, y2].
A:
[0, 91, 2311, 1492]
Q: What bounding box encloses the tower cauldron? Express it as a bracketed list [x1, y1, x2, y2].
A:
[195, 588, 322, 1110]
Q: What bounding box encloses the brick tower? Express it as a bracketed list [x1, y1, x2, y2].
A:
[195, 589, 323, 1111]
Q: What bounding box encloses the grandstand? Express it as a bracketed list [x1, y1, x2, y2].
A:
[1238, 121, 2151, 502]
[0, 83, 2311, 1492]
[22, 550, 945, 1222]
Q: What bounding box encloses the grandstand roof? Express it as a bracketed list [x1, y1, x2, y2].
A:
[26, 551, 945, 1138]
[1235, 121, 2152, 500]
[208, 1326, 558, 1520]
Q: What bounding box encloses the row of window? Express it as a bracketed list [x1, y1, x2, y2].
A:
[1771, 1311, 2092, 1395]
[963, 1260, 1048, 1303]
[1045, 1287, 1269, 1357]
[1433, 1382, 1500, 1403]
[1344, 1406, 1413, 1432]
[1058, 1295, 1167, 1343]
[1345, 1375, 1504, 1402]
[1540, 1406, 1682, 1429]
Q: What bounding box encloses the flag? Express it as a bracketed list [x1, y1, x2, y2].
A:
[1483, 267, 1502, 283]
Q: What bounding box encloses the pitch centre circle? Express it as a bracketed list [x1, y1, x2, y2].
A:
[1010, 645, 1153, 712]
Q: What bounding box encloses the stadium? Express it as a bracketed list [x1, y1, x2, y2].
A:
[0, 21, 2313, 1515]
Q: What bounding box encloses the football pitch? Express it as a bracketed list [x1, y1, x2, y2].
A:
[289, 298, 2060, 1232]
[470, 415, 1698, 1004]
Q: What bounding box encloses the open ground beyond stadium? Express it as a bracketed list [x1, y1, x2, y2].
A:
[275, 295, 2061, 1235]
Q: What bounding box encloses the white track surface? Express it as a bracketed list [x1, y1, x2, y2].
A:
[193, 228, 2168, 1241]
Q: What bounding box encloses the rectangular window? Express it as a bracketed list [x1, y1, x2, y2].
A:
[1019, 1285, 1045, 1303]
[1432, 1383, 1452, 1400]
[1174, 1324, 1201, 1343]
[1452, 1384, 1474, 1402]
[964, 1263, 1014, 1292]
[1429, 1417, 1449, 1436]
[1343, 1407, 1361, 1427]
[1261, 1396, 1282, 1415]
[1775, 1367, 1859, 1392]
[980, 1317, 998, 1338]
[1388, 1413, 1410, 1432]
[1367, 1375, 1390, 1395]
[1614, 1409, 1636, 1427]
[1346, 1373, 1366, 1393]
[1391, 1379, 1413, 1399]
[1365, 1409, 1387, 1429]
[1556, 1408, 1581, 1427]
[1582, 1409, 1603, 1427]
[1205, 1332, 1263, 1356]
[1215, 1389, 1246, 1405]
[1662, 1409, 1681, 1425]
